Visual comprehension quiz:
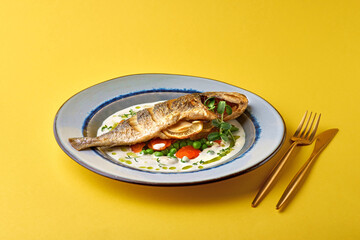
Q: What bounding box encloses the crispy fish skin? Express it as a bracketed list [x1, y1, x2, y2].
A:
[69, 92, 248, 150]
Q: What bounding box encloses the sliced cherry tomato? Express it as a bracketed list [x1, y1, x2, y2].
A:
[130, 142, 146, 153]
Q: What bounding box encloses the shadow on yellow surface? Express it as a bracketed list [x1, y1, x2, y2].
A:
[56, 135, 301, 207]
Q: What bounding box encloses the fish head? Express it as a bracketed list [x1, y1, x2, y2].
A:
[199, 92, 248, 121]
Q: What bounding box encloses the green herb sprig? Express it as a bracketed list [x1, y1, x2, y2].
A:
[206, 100, 239, 144]
[204, 97, 216, 111]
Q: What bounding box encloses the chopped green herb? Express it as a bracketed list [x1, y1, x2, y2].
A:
[120, 109, 137, 119]
[156, 158, 164, 167]
[193, 160, 204, 165]
[101, 125, 113, 132]
[207, 150, 215, 155]
[217, 147, 233, 157]
[129, 109, 136, 116]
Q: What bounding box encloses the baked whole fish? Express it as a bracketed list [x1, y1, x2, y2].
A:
[69, 92, 248, 150]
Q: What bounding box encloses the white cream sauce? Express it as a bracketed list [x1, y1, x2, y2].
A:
[97, 101, 246, 172]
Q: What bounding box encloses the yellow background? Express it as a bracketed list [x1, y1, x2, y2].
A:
[1, 1, 359, 239]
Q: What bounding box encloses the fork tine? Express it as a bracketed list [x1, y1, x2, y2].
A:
[299, 112, 312, 138]
[308, 113, 321, 140]
[294, 111, 308, 137]
[304, 113, 317, 139]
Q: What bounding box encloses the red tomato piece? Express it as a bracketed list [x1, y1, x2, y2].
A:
[175, 145, 201, 159]
[148, 138, 172, 151]
[130, 142, 146, 153]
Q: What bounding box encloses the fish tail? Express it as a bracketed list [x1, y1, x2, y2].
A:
[68, 137, 96, 151]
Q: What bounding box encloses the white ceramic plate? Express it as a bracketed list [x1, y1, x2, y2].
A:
[54, 73, 285, 186]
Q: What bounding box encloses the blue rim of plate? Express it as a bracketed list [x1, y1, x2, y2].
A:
[54, 73, 286, 186]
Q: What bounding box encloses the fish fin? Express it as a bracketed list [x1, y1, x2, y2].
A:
[68, 137, 91, 151]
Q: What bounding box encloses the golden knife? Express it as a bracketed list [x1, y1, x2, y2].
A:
[276, 128, 339, 210]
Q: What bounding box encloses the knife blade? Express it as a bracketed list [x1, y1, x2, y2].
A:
[276, 128, 339, 210]
[309, 128, 339, 159]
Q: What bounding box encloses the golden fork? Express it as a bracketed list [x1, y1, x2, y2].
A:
[251, 111, 321, 207]
[276, 128, 338, 210]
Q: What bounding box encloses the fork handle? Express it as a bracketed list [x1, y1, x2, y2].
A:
[252, 141, 298, 207]
[276, 154, 317, 210]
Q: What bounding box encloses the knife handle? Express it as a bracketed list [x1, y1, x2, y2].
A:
[276, 154, 317, 210]
[252, 141, 298, 207]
